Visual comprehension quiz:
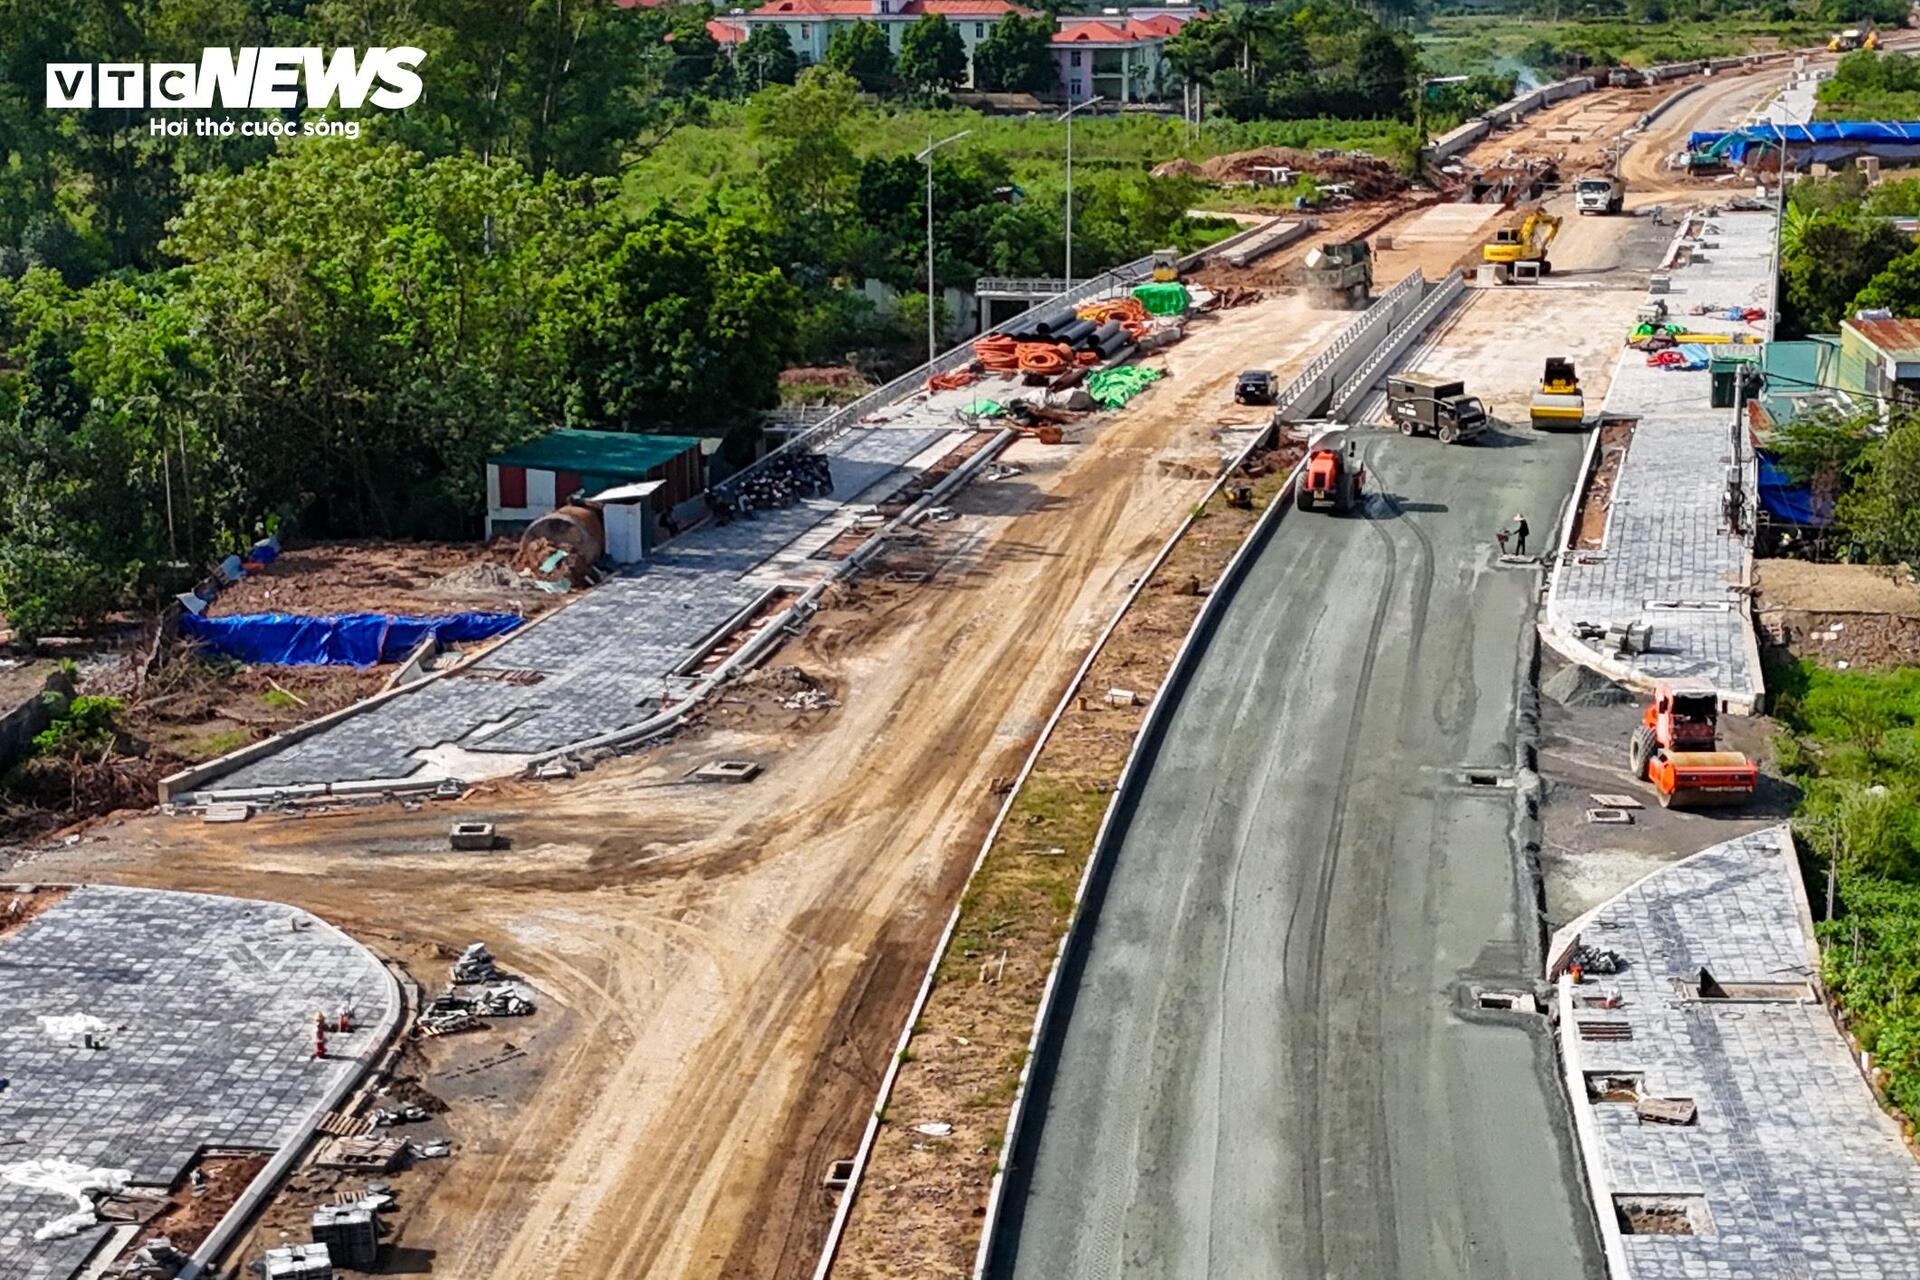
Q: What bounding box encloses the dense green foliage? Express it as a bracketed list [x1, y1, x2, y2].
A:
[31, 694, 123, 758]
[973, 13, 1059, 94]
[826, 20, 898, 93]
[1418, 6, 1832, 79]
[1818, 49, 1920, 119]
[1767, 408, 1920, 567]
[899, 15, 969, 94]
[0, 143, 794, 634]
[1168, 1, 1419, 122]
[1775, 661, 1920, 1119]
[1778, 173, 1920, 336]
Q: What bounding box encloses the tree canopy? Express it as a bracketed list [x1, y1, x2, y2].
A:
[826, 21, 899, 93]
[899, 15, 969, 93]
[974, 14, 1059, 94]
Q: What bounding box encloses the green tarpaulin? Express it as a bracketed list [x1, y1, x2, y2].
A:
[1131, 282, 1191, 315]
[962, 399, 1005, 417]
[1085, 365, 1165, 409]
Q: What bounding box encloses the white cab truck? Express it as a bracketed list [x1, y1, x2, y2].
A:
[1575, 173, 1625, 215]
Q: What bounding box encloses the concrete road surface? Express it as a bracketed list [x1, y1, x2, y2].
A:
[989, 422, 1603, 1280]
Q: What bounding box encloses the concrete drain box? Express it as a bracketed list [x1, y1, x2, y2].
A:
[689, 759, 762, 784]
[449, 821, 497, 851]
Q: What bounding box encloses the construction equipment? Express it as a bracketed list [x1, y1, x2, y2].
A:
[1628, 681, 1758, 808]
[1481, 209, 1562, 283]
[1295, 429, 1366, 514]
[1530, 358, 1586, 429]
[1575, 172, 1626, 215]
[1303, 240, 1373, 310]
[1829, 26, 1875, 51]
[1607, 65, 1645, 88]
[1150, 248, 1180, 282]
[1387, 373, 1489, 444]
[1234, 369, 1276, 405]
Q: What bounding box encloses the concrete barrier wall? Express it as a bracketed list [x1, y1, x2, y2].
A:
[1424, 77, 1595, 164]
[1329, 268, 1468, 420]
[1274, 270, 1429, 420]
[0, 670, 73, 775]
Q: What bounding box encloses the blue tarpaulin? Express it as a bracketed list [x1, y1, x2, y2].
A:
[180, 611, 521, 666]
[1688, 121, 1920, 164]
[1757, 451, 1833, 527]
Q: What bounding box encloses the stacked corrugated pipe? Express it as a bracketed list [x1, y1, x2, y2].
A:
[972, 296, 1151, 375]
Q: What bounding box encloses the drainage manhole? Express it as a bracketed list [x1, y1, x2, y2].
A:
[1586, 807, 1633, 824]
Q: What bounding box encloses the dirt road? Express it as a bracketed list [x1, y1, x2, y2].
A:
[24, 294, 1352, 1280]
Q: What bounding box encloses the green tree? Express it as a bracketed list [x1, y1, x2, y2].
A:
[750, 68, 864, 273]
[1840, 418, 1920, 568]
[738, 24, 801, 89]
[1780, 211, 1912, 335]
[974, 13, 1058, 94]
[825, 20, 897, 93]
[1853, 246, 1920, 318]
[898, 14, 968, 93]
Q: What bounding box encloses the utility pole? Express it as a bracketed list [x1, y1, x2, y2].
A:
[1058, 95, 1104, 290]
[917, 129, 971, 365]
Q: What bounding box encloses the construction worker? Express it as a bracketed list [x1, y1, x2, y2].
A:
[1496, 527, 1510, 557]
[1512, 512, 1530, 556]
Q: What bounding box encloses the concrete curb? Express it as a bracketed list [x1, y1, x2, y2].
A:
[1636, 81, 1704, 132]
[1556, 975, 1633, 1280]
[805, 428, 1264, 1280]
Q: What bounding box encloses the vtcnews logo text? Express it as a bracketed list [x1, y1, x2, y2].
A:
[45, 47, 425, 111]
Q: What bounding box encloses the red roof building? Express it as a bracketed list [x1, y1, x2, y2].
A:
[1052, 11, 1189, 102]
[738, 0, 1035, 87]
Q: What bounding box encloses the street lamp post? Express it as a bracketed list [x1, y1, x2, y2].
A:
[1058, 95, 1105, 289]
[917, 129, 972, 365]
[1412, 75, 1468, 177]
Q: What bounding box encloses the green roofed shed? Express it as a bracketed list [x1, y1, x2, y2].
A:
[486, 429, 705, 537]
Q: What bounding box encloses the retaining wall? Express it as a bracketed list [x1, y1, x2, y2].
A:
[1424, 76, 1597, 165]
[1329, 268, 1467, 420]
[0, 670, 73, 775]
[1273, 270, 1429, 420]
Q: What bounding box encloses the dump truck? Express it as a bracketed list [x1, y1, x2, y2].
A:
[1482, 210, 1562, 283]
[1234, 369, 1277, 405]
[1295, 429, 1366, 513]
[1628, 681, 1758, 808]
[1531, 357, 1585, 428]
[1303, 240, 1373, 310]
[1575, 172, 1626, 215]
[1387, 373, 1489, 443]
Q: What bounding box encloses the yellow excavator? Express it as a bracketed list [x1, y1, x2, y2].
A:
[1482, 209, 1562, 284]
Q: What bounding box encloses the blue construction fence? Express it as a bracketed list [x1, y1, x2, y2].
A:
[180, 611, 521, 667]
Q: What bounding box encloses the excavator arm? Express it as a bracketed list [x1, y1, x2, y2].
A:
[1524, 211, 1562, 258]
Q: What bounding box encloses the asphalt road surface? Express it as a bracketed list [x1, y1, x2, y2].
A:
[989, 422, 1603, 1280]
